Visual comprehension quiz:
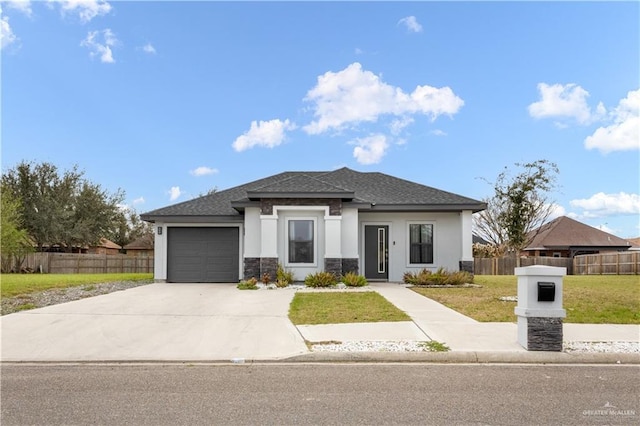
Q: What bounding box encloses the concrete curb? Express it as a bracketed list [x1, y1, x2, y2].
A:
[2, 351, 638, 365]
[282, 351, 640, 364]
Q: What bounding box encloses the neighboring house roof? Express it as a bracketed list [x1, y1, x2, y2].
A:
[626, 237, 640, 248]
[141, 167, 486, 222]
[123, 234, 154, 250]
[472, 234, 491, 245]
[524, 216, 632, 251]
[93, 238, 122, 250]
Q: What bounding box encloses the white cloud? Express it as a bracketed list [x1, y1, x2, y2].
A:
[232, 119, 296, 152]
[142, 43, 156, 54]
[190, 166, 218, 177]
[132, 196, 145, 205]
[430, 129, 447, 137]
[350, 134, 389, 165]
[303, 63, 464, 135]
[570, 192, 640, 217]
[398, 16, 423, 33]
[390, 116, 414, 135]
[548, 203, 567, 221]
[6, 0, 32, 17]
[584, 89, 640, 154]
[0, 8, 17, 50]
[80, 28, 117, 63]
[528, 83, 603, 125]
[56, 0, 112, 24]
[354, 47, 363, 55]
[168, 186, 182, 201]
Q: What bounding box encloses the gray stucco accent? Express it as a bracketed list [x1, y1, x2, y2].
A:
[260, 198, 342, 216]
[243, 257, 261, 280]
[526, 317, 563, 352]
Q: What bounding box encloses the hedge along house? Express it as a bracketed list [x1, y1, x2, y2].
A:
[140, 168, 486, 283]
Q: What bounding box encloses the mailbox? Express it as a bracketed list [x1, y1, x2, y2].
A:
[537, 282, 555, 302]
[514, 265, 566, 351]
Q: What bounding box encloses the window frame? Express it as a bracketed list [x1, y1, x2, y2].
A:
[407, 222, 435, 266]
[285, 217, 317, 267]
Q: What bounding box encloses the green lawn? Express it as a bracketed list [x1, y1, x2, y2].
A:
[411, 275, 639, 324]
[1, 273, 153, 297]
[289, 292, 411, 325]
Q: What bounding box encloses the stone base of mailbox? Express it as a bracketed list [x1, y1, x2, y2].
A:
[517, 316, 564, 351]
[515, 265, 567, 352]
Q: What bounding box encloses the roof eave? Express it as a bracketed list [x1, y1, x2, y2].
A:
[365, 203, 487, 213]
[246, 191, 355, 199]
[140, 215, 243, 223]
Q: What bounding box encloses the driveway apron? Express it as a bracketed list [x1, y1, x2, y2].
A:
[1, 284, 308, 362]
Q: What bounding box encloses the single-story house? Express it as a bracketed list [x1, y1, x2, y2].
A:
[141, 167, 486, 283]
[123, 234, 154, 256]
[87, 238, 122, 255]
[522, 216, 633, 258]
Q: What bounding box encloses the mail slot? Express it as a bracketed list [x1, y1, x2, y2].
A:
[537, 282, 555, 302]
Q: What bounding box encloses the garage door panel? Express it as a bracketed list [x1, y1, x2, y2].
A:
[167, 227, 240, 283]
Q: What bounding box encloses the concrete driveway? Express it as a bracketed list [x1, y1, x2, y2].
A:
[1, 284, 309, 362]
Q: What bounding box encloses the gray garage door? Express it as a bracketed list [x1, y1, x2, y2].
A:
[167, 227, 239, 283]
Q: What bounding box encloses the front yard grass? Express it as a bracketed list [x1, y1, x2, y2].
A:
[289, 292, 411, 325]
[1, 273, 153, 298]
[411, 275, 639, 324]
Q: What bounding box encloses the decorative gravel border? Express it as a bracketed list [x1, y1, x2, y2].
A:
[1, 280, 153, 315]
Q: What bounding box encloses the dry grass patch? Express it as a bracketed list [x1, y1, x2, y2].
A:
[411, 275, 639, 324]
[289, 292, 410, 325]
[1, 273, 153, 297]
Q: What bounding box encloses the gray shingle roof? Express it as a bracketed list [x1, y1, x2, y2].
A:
[141, 167, 486, 221]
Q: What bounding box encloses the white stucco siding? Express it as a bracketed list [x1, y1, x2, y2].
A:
[276, 208, 326, 278]
[341, 207, 359, 259]
[153, 222, 167, 281]
[358, 212, 463, 282]
[243, 207, 261, 258]
[460, 210, 473, 261]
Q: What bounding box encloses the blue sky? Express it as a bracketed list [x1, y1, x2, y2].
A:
[2, 1, 639, 238]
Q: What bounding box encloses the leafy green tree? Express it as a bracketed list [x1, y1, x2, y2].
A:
[0, 188, 33, 272]
[1, 161, 125, 252]
[474, 159, 559, 255]
[108, 207, 153, 248]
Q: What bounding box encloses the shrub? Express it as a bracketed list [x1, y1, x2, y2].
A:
[276, 263, 295, 286]
[261, 272, 271, 285]
[403, 268, 433, 285]
[403, 268, 472, 286]
[237, 277, 258, 290]
[304, 272, 338, 288]
[341, 272, 368, 287]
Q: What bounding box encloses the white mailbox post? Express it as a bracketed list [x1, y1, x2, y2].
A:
[514, 265, 566, 351]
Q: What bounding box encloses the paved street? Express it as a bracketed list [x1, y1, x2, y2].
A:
[2, 364, 638, 425]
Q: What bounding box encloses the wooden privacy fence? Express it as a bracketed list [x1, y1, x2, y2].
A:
[573, 252, 639, 275]
[22, 253, 154, 274]
[474, 257, 572, 275]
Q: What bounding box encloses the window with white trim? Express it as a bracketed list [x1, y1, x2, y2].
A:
[409, 223, 433, 264]
[288, 219, 314, 264]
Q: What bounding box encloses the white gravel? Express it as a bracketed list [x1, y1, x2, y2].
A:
[312, 341, 436, 352]
[311, 340, 640, 353]
[563, 341, 639, 353]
